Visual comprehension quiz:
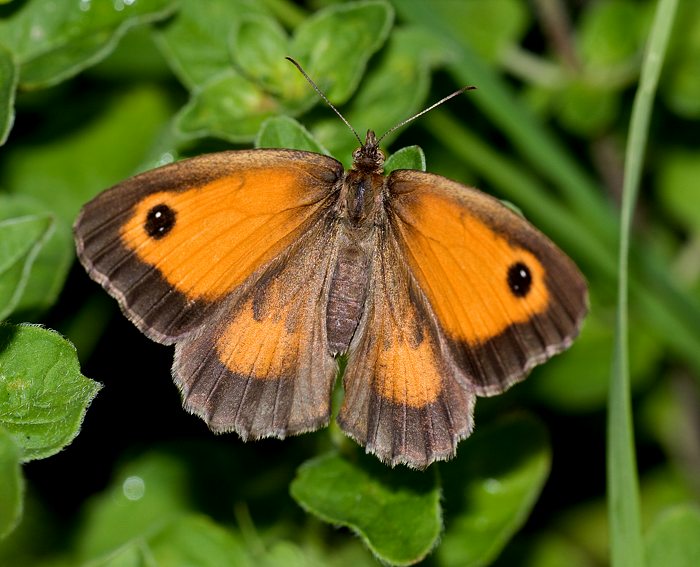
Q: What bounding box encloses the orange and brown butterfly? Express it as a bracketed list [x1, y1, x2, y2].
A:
[74, 60, 587, 469]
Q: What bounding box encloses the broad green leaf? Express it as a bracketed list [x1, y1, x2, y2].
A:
[256, 116, 329, 154]
[175, 70, 279, 142]
[0, 42, 17, 145]
[555, 81, 619, 136]
[292, 0, 394, 105]
[291, 452, 441, 566]
[0, 214, 54, 321]
[0, 0, 177, 89]
[437, 414, 551, 567]
[76, 452, 192, 561]
[0, 195, 72, 320]
[384, 145, 426, 174]
[154, 0, 269, 89]
[646, 504, 700, 567]
[0, 427, 22, 539]
[0, 324, 100, 461]
[149, 515, 253, 567]
[3, 86, 174, 225]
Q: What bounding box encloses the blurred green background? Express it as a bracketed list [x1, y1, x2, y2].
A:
[1, 0, 699, 565]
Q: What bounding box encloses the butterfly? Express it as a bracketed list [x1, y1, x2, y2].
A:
[74, 63, 587, 468]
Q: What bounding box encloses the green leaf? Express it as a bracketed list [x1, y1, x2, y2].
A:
[0, 42, 17, 146]
[3, 85, 174, 225]
[76, 452, 192, 561]
[292, 0, 394, 105]
[154, 0, 269, 89]
[384, 145, 426, 174]
[256, 116, 329, 154]
[578, 0, 649, 67]
[175, 70, 280, 142]
[0, 213, 54, 321]
[231, 15, 291, 96]
[0, 194, 72, 320]
[0, 427, 23, 540]
[437, 414, 551, 567]
[291, 452, 441, 566]
[149, 515, 253, 567]
[646, 504, 700, 567]
[0, 0, 177, 89]
[0, 324, 101, 461]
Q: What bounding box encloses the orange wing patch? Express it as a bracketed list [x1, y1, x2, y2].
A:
[120, 168, 328, 301]
[216, 288, 304, 380]
[391, 177, 551, 346]
[372, 310, 442, 408]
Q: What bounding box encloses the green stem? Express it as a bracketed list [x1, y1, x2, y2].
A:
[608, 2, 678, 567]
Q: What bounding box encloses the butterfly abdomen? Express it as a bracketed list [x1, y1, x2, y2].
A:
[326, 241, 370, 355]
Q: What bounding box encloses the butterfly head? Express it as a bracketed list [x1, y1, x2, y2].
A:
[352, 130, 385, 175]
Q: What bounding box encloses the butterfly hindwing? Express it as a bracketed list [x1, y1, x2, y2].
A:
[338, 227, 475, 468]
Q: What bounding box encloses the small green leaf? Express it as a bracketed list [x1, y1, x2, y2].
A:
[292, 0, 394, 105]
[0, 427, 23, 540]
[0, 43, 17, 146]
[0, 0, 177, 89]
[291, 452, 442, 566]
[0, 214, 54, 321]
[437, 414, 551, 567]
[384, 146, 426, 174]
[175, 70, 280, 142]
[231, 15, 291, 96]
[256, 116, 329, 154]
[154, 0, 269, 89]
[149, 515, 253, 567]
[0, 324, 101, 462]
[0, 195, 72, 320]
[578, 0, 649, 67]
[76, 453, 192, 561]
[646, 504, 700, 567]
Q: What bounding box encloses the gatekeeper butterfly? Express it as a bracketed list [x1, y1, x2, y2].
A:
[74, 59, 587, 468]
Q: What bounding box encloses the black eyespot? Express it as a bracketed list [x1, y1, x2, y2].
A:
[507, 261, 532, 297]
[145, 204, 176, 239]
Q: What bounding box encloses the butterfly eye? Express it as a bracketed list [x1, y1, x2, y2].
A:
[145, 203, 176, 240]
[507, 261, 532, 298]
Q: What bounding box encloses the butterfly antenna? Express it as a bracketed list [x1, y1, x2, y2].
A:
[286, 56, 363, 146]
[376, 85, 476, 145]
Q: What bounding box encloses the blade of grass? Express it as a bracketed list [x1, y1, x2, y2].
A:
[608, 2, 678, 567]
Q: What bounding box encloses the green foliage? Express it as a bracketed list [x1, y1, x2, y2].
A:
[0, 0, 699, 565]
